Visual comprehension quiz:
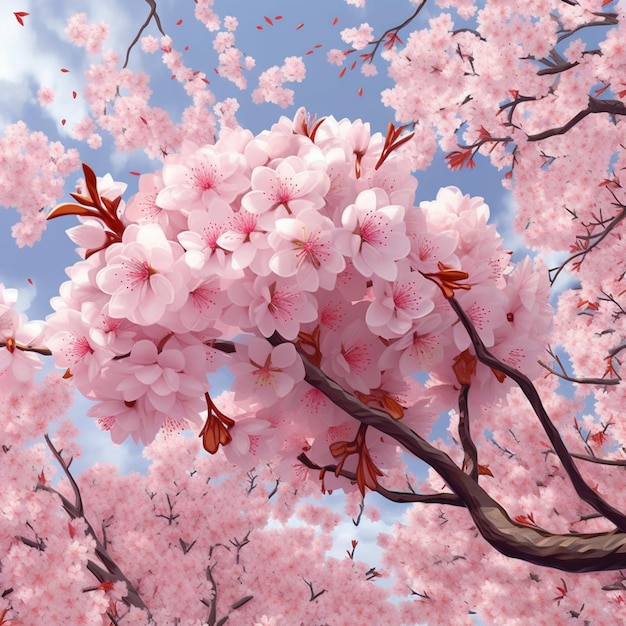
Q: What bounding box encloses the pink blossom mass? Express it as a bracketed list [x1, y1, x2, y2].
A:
[2, 1, 626, 624]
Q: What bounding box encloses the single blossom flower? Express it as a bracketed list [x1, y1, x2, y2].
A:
[231, 337, 305, 406]
[96, 224, 188, 326]
[335, 188, 410, 281]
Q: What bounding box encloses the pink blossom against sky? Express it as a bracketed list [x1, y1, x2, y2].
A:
[1, 3, 610, 622]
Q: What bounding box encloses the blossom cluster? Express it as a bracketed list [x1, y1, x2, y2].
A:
[44, 108, 552, 486]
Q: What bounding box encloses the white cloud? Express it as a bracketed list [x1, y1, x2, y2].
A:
[0, 1, 145, 138]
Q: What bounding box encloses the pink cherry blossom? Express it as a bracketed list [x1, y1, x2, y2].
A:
[268, 210, 346, 291]
[158, 145, 249, 210]
[242, 156, 329, 216]
[365, 260, 437, 337]
[96, 224, 187, 326]
[335, 188, 410, 281]
[231, 337, 305, 406]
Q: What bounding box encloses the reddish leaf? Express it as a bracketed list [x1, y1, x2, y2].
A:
[61, 119, 66, 126]
[176, 19, 183, 25]
[445, 148, 475, 170]
[339, 67, 347, 78]
[129, 171, 141, 176]
[296, 23, 304, 30]
[594, 84, 610, 97]
[589, 431, 608, 446]
[350, 60, 357, 70]
[47, 203, 96, 220]
[332, 17, 339, 25]
[274, 15, 283, 20]
[68, 521, 76, 538]
[306, 50, 314, 55]
[358, 86, 363, 97]
[72, 90, 77, 99]
[478, 464, 494, 477]
[27, 278, 33, 285]
[256, 25, 263, 30]
[184, 45, 189, 51]
[60, 68, 70, 73]
[98, 580, 115, 592]
[14, 11, 29, 26]
[264, 16, 273, 25]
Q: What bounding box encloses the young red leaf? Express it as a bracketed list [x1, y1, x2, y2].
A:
[339, 67, 347, 78]
[358, 87, 363, 97]
[256, 25, 263, 30]
[274, 15, 283, 20]
[60, 68, 70, 73]
[72, 91, 77, 99]
[296, 23, 304, 30]
[264, 16, 273, 25]
[27, 278, 33, 285]
[129, 171, 141, 176]
[594, 84, 610, 97]
[306, 50, 314, 56]
[176, 19, 183, 25]
[61, 119, 66, 126]
[14, 11, 29, 26]
[140, 116, 148, 125]
[332, 17, 338, 25]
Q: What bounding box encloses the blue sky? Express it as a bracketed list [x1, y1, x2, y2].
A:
[0, 3, 542, 614]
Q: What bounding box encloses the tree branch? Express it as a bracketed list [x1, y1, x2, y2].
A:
[123, 0, 167, 69]
[446, 297, 626, 533]
[457, 384, 478, 480]
[526, 97, 626, 142]
[264, 332, 626, 572]
[35, 435, 151, 614]
[0, 340, 51, 356]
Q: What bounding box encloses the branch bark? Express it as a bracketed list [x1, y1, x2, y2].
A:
[526, 97, 626, 142]
[264, 332, 626, 572]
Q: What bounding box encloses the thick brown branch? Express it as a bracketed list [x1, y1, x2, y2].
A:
[447, 297, 626, 533]
[457, 384, 478, 480]
[265, 332, 626, 572]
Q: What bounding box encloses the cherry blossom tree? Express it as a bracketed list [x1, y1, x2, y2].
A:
[2, 0, 626, 623]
